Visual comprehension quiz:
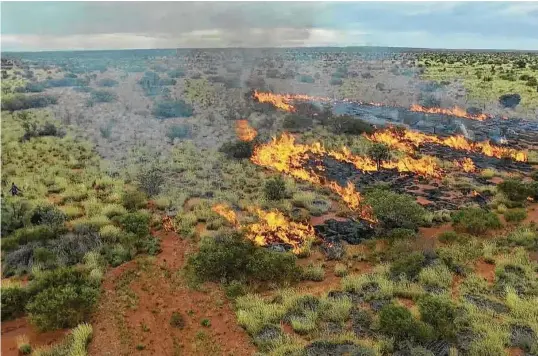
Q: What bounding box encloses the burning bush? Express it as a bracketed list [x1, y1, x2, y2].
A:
[364, 188, 427, 231]
[452, 207, 501, 235]
[186, 232, 301, 285]
[367, 143, 391, 170]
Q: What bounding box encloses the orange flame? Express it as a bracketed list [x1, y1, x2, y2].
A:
[410, 104, 490, 121]
[253, 90, 297, 112]
[250, 132, 443, 220]
[247, 208, 316, 254]
[212, 203, 315, 254]
[453, 158, 477, 173]
[366, 127, 527, 162]
[212, 204, 239, 226]
[235, 120, 257, 142]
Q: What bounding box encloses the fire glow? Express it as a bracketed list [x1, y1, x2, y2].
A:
[235, 120, 257, 142]
[253, 90, 497, 122]
[366, 127, 528, 162]
[212, 203, 315, 254]
[250, 133, 377, 221]
[409, 104, 490, 121]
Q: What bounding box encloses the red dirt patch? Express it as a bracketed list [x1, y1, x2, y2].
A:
[523, 203, 538, 225]
[416, 196, 433, 206]
[396, 298, 416, 309]
[89, 229, 255, 356]
[1, 317, 69, 356]
[451, 275, 464, 300]
[475, 259, 496, 284]
[310, 212, 347, 226]
[507, 347, 525, 356]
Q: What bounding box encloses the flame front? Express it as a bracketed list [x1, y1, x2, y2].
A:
[235, 120, 257, 142]
[253, 90, 297, 112]
[212, 204, 239, 226]
[212, 203, 315, 254]
[366, 127, 527, 162]
[453, 158, 476, 173]
[250, 132, 443, 220]
[247, 209, 315, 254]
[410, 104, 490, 121]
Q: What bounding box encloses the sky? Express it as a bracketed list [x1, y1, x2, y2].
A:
[2, 1, 538, 52]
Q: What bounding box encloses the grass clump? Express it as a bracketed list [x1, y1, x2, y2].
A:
[16, 335, 32, 355]
[302, 264, 325, 281]
[334, 263, 348, 277]
[452, 207, 502, 234]
[418, 263, 453, 290]
[378, 304, 434, 343]
[504, 208, 527, 222]
[319, 296, 353, 322]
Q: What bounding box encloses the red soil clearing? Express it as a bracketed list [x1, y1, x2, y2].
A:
[88, 229, 254, 356]
[475, 259, 496, 284]
[1, 318, 69, 356]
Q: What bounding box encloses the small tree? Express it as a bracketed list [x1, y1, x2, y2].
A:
[264, 176, 287, 201]
[368, 143, 391, 170]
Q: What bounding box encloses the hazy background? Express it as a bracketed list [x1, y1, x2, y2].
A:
[2, 1, 538, 51]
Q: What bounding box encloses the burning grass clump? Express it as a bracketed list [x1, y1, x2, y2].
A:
[451, 207, 502, 235]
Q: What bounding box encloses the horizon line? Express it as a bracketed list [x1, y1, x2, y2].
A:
[3, 45, 538, 54]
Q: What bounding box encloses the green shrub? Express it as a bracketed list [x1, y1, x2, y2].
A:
[12, 225, 58, 246]
[219, 140, 255, 159]
[1, 198, 33, 236]
[497, 179, 532, 203]
[390, 251, 425, 281]
[1, 284, 30, 320]
[99, 225, 123, 243]
[153, 99, 194, 118]
[365, 188, 427, 230]
[166, 124, 191, 141]
[1, 94, 57, 111]
[115, 212, 150, 238]
[387, 228, 417, 240]
[452, 207, 502, 234]
[282, 114, 313, 132]
[225, 280, 247, 299]
[329, 115, 374, 135]
[121, 190, 147, 211]
[438, 231, 467, 244]
[418, 295, 457, 339]
[248, 249, 302, 284]
[89, 89, 117, 104]
[379, 304, 434, 342]
[505, 209, 527, 222]
[186, 232, 300, 285]
[26, 268, 99, 331]
[264, 176, 287, 201]
[30, 204, 67, 228]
